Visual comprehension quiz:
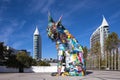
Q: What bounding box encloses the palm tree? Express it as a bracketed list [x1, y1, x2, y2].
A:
[83, 46, 88, 67]
[110, 32, 120, 70]
[105, 32, 120, 70]
[105, 37, 112, 70]
[91, 41, 101, 70]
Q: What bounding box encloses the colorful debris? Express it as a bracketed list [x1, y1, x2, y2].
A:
[47, 13, 86, 76]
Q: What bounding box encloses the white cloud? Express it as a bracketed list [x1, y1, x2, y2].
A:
[65, 1, 86, 16]
[110, 11, 120, 20]
[41, 0, 55, 13]
[0, 19, 2, 22]
[27, 0, 55, 14]
[10, 19, 26, 29]
[62, 0, 96, 18]
[0, 5, 7, 16]
[0, 0, 11, 15]
[11, 41, 23, 49]
[0, 25, 14, 43]
[3, 0, 11, 3]
[0, 19, 26, 45]
[109, 11, 120, 24]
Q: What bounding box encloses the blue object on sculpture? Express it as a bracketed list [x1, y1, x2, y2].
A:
[47, 13, 85, 76]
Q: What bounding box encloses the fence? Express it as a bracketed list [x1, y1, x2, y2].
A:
[0, 66, 65, 73]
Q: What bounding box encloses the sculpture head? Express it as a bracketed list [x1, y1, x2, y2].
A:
[47, 13, 66, 42]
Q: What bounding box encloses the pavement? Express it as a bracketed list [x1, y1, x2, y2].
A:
[0, 70, 120, 80]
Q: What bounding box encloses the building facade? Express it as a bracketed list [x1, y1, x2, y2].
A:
[90, 16, 109, 59]
[7, 46, 19, 55]
[33, 27, 41, 60]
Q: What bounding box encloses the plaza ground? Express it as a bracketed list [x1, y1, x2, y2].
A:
[0, 70, 120, 80]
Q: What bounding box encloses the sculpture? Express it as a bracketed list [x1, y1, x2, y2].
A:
[47, 13, 85, 76]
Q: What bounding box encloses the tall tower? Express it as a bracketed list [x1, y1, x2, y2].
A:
[90, 16, 109, 59]
[100, 16, 109, 58]
[33, 26, 41, 60]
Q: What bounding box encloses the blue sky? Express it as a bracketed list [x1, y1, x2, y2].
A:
[0, 0, 120, 59]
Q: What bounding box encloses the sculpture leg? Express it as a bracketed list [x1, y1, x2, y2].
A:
[57, 50, 64, 75]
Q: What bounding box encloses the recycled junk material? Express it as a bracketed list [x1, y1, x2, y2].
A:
[47, 13, 86, 76]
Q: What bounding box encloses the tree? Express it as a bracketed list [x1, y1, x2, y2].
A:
[105, 32, 120, 70]
[105, 36, 112, 70]
[82, 46, 88, 67]
[0, 42, 4, 60]
[37, 61, 50, 66]
[16, 51, 33, 72]
[6, 51, 33, 72]
[110, 32, 120, 70]
[0, 42, 10, 65]
[91, 41, 101, 70]
[31, 59, 37, 66]
[6, 54, 19, 68]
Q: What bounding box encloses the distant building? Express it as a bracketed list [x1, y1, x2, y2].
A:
[90, 16, 109, 59]
[0, 45, 18, 65]
[7, 46, 18, 55]
[33, 27, 41, 60]
[18, 49, 31, 56]
[7, 46, 31, 56]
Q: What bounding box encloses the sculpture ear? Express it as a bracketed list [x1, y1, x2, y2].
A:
[48, 12, 54, 23]
[56, 15, 63, 26]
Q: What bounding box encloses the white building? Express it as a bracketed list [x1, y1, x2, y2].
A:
[33, 27, 41, 60]
[90, 16, 109, 59]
